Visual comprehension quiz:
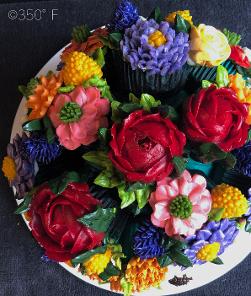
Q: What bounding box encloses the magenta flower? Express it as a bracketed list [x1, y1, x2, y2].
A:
[48, 86, 110, 150]
[149, 170, 212, 237]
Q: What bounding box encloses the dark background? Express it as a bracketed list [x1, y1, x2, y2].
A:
[0, 1, 250, 296]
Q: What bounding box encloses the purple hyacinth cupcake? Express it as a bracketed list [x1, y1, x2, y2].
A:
[109, 17, 190, 98]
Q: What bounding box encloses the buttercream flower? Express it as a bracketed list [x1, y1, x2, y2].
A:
[183, 85, 249, 152]
[233, 141, 251, 177]
[211, 184, 248, 218]
[26, 73, 62, 121]
[228, 73, 251, 124]
[165, 10, 193, 26]
[23, 133, 61, 164]
[133, 221, 166, 259]
[2, 133, 35, 199]
[189, 24, 231, 67]
[28, 182, 104, 261]
[230, 45, 251, 68]
[125, 257, 167, 292]
[61, 51, 103, 86]
[112, 0, 139, 31]
[121, 18, 189, 75]
[109, 110, 186, 183]
[149, 170, 212, 237]
[61, 27, 109, 59]
[48, 86, 110, 150]
[84, 248, 112, 276]
[184, 219, 239, 265]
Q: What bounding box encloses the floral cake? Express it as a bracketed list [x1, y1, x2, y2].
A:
[2, 1, 251, 295]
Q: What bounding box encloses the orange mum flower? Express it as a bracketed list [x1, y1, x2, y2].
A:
[109, 276, 122, 292]
[229, 73, 251, 124]
[26, 73, 62, 121]
[125, 257, 167, 292]
[61, 27, 108, 60]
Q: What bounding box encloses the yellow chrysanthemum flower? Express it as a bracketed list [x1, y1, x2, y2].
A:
[125, 257, 167, 292]
[61, 51, 103, 86]
[211, 184, 248, 218]
[84, 248, 112, 276]
[165, 10, 193, 26]
[196, 242, 221, 262]
[2, 156, 16, 182]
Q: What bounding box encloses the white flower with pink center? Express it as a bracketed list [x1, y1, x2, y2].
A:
[149, 170, 212, 237]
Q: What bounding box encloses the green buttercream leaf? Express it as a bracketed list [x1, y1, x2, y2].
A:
[111, 100, 122, 123]
[120, 103, 141, 113]
[18, 78, 38, 98]
[168, 250, 193, 267]
[157, 254, 173, 267]
[71, 24, 91, 43]
[98, 127, 110, 146]
[223, 28, 241, 46]
[172, 156, 187, 176]
[43, 116, 56, 144]
[129, 93, 140, 104]
[109, 32, 122, 48]
[175, 14, 191, 33]
[140, 93, 161, 112]
[94, 48, 105, 68]
[94, 169, 123, 188]
[118, 184, 151, 209]
[78, 206, 117, 233]
[208, 208, 225, 222]
[83, 75, 114, 102]
[48, 171, 80, 195]
[57, 85, 75, 93]
[83, 151, 112, 170]
[118, 184, 136, 209]
[157, 104, 179, 122]
[202, 80, 213, 88]
[99, 262, 121, 282]
[120, 277, 133, 296]
[211, 257, 224, 265]
[245, 222, 251, 233]
[15, 193, 33, 214]
[216, 65, 229, 87]
[22, 119, 42, 132]
[148, 7, 162, 23]
[71, 245, 107, 267]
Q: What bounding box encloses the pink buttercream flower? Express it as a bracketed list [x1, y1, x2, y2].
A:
[48, 86, 110, 150]
[149, 170, 212, 237]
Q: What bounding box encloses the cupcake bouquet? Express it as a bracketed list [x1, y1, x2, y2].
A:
[3, 1, 251, 295]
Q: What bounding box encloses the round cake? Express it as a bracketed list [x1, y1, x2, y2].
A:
[3, 1, 251, 295]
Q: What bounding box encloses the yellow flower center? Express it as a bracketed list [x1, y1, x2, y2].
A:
[2, 156, 16, 182]
[148, 30, 167, 48]
[211, 184, 248, 218]
[165, 10, 193, 26]
[196, 242, 220, 262]
[84, 248, 112, 276]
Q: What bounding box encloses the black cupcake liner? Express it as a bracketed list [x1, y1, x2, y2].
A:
[105, 49, 191, 98]
[189, 60, 237, 82]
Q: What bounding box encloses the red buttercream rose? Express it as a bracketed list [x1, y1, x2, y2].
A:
[183, 85, 249, 152]
[109, 110, 186, 183]
[230, 45, 251, 68]
[28, 182, 104, 261]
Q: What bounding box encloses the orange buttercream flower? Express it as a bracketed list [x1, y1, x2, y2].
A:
[61, 27, 109, 60]
[26, 73, 62, 121]
[125, 257, 167, 292]
[109, 276, 122, 292]
[229, 73, 251, 124]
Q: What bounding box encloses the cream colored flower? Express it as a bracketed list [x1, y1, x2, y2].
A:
[189, 24, 231, 67]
